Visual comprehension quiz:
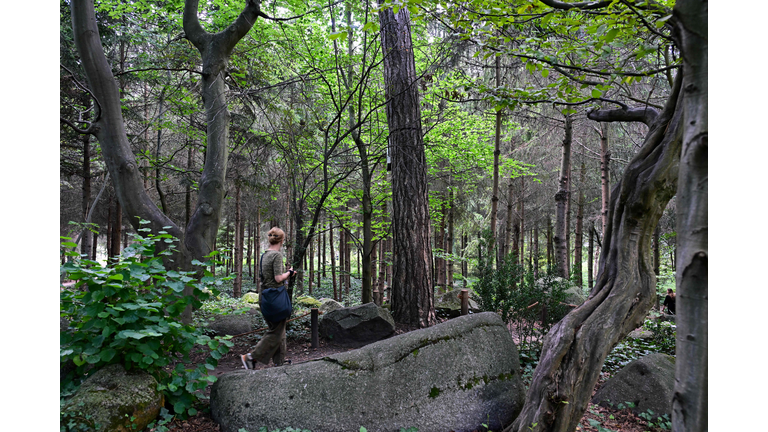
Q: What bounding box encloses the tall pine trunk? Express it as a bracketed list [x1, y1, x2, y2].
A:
[379, 3, 435, 327]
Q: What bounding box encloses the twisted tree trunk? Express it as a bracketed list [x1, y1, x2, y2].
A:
[507, 73, 683, 432]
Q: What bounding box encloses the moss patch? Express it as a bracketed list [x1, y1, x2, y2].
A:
[429, 386, 441, 398]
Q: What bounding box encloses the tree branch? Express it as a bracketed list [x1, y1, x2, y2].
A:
[587, 105, 660, 126]
[61, 64, 102, 124]
[538, 0, 614, 10]
[60, 117, 95, 135]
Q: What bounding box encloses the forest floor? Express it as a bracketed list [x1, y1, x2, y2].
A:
[154, 320, 665, 432]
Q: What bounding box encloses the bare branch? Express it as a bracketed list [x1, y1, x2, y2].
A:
[587, 105, 660, 126]
[538, 0, 614, 10]
[60, 117, 94, 135]
[60, 63, 102, 124]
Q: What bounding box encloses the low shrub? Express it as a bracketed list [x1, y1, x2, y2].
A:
[60, 221, 234, 419]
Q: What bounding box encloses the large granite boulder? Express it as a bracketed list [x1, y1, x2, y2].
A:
[61, 364, 164, 432]
[211, 312, 525, 432]
[592, 353, 676, 417]
[319, 302, 395, 346]
[435, 288, 481, 318]
[205, 314, 252, 336]
[319, 297, 344, 314]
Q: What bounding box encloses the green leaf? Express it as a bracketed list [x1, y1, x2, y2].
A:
[328, 32, 346, 41]
[119, 330, 147, 339]
[591, 89, 603, 98]
[100, 348, 117, 362]
[541, 69, 549, 78]
[604, 28, 619, 44]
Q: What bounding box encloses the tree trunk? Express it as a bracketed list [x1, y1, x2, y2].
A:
[70, 0, 264, 321]
[575, 162, 585, 287]
[489, 56, 503, 261]
[588, 221, 594, 289]
[247, 220, 252, 278]
[600, 123, 611, 235]
[533, 224, 539, 280]
[309, 232, 314, 295]
[507, 73, 683, 432]
[379, 3, 435, 327]
[447, 189, 455, 290]
[81, 113, 92, 257]
[338, 225, 345, 301]
[255, 212, 261, 291]
[110, 200, 122, 261]
[505, 177, 515, 260]
[520, 177, 526, 267]
[345, 225, 351, 302]
[330, 222, 337, 301]
[233, 183, 243, 298]
[436, 203, 446, 293]
[155, 87, 169, 214]
[462, 231, 468, 287]
[554, 116, 572, 278]
[322, 214, 327, 279]
[546, 216, 553, 273]
[671, 2, 708, 430]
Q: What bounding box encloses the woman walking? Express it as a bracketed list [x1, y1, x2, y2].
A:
[241, 227, 294, 368]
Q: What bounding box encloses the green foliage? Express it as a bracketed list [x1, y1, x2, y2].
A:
[639, 410, 671, 430]
[471, 232, 569, 366]
[602, 318, 675, 375]
[60, 222, 234, 418]
[60, 400, 101, 432]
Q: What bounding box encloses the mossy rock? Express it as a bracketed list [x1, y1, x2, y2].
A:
[61, 364, 163, 432]
[296, 295, 322, 309]
[242, 292, 259, 304]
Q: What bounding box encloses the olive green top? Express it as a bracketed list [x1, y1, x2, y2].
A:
[260, 250, 285, 289]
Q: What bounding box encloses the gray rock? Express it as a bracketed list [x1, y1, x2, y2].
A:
[211, 312, 525, 432]
[435, 288, 481, 318]
[562, 285, 587, 306]
[592, 353, 676, 417]
[319, 297, 344, 314]
[206, 314, 252, 336]
[61, 364, 163, 432]
[627, 329, 654, 339]
[319, 302, 395, 347]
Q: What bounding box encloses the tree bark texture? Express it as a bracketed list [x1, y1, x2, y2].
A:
[554, 116, 572, 278]
[671, 1, 708, 430]
[379, 4, 435, 327]
[507, 73, 684, 432]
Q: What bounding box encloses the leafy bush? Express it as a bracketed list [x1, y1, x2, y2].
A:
[60, 222, 234, 418]
[470, 232, 568, 359]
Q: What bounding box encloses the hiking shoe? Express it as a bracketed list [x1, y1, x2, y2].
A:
[241, 354, 254, 370]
